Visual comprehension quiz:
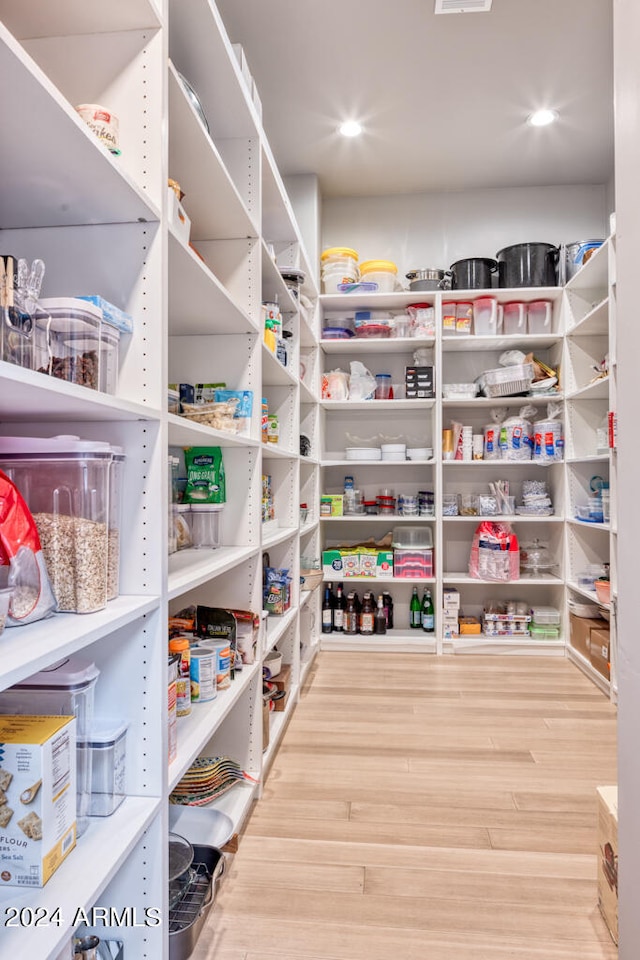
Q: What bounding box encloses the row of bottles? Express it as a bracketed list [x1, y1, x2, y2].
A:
[321, 584, 434, 634]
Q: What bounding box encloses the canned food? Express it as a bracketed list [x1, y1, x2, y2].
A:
[190, 649, 217, 702]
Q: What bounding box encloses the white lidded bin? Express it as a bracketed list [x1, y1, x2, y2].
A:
[79, 718, 129, 817]
[0, 656, 100, 836]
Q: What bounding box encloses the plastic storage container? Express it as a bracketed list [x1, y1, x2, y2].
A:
[321, 247, 359, 293]
[0, 435, 113, 613]
[393, 548, 434, 578]
[358, 260, 398, 293]
[100, 322, 120, 395]
[0, 656, 100, 837]
[190, 504, 224, 548]
[455, 302, 473, 335]
[530, 605, 561, 625]
[527, 300, 553, 335]
[79, 719, 128, 816]
[472, 297, 499, 335]
[503, 302, 527, 336]
[34, 297, 102, 390]
[391, 526, 433, 549]
[107, 446, 125, 600]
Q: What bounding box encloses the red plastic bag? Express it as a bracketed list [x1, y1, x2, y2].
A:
[469, 521, 520, 582]
[0, 469, 56, 625]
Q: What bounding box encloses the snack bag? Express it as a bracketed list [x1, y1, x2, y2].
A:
[183, 447, 225, 503]
[469, 521, 519, 582]
[0, 470, 56, 625]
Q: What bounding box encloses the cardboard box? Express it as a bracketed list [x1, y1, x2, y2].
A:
[269, 662, 291, 694]
[590, 627, 611, 679]
[569, 613, 604, 659]
[322, 549, 347, 577]
[459, 616, 482, 635]
[597, 785, 618, 944]
[320, 495, 343, 517]
[0, 715, 77, 887]
[442, 588, 461, 610]
[375, 550, 394, 580]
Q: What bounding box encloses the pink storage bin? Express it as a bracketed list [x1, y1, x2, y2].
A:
[473, 297, 499, 336]
[503, 302, 526, 336]
[527, 300, 553, 334]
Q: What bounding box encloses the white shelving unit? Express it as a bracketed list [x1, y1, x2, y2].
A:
[0, 1, 319, 955]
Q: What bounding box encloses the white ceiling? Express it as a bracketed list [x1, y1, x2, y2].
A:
[216, 0, 614, 199]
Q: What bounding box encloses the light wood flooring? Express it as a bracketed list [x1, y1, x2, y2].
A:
[194, 652, 618, 960]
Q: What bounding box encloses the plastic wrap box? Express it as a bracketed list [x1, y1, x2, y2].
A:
[597, 786, 618, 944]
[0, 715, 77, 887]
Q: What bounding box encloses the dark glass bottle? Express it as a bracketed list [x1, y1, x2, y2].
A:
[344, 592, 358, 635]
[333, 583, 346, 632]
[382, 591, 394, 629]
[321, 584, 334, 633]
[374, 595, 387, 635]
[360, 592, 375, 635]
[421, 588, 435, 633]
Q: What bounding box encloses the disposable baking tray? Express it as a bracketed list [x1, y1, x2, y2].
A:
[478, 362, 534, 398]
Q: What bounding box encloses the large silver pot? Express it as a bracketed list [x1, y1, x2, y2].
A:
[405, 268, 448, 291]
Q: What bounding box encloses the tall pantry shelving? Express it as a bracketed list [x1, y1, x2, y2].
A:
[0, 0, 319, 957]
[316, 253, 617, 696]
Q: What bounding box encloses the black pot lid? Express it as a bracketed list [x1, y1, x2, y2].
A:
[449, 258, 497, 269]
[496, 243, 558, 256]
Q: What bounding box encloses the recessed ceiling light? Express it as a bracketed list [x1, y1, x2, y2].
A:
[527, 109, 559, 127]
[339, 120, 362, 138]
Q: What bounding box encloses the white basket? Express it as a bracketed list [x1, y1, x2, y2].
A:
[479, 362, 534, 398]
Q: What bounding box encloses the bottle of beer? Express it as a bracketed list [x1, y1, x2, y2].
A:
[321, 583, 334, 634]
[410, 586, 422, 629]
[360, 592, 375, 635]
[382, 591, 394, 629]
[421, 588, 435, 633]
[344, 592, 359, 635]
[333, 583, 346, 632]
[374, 595, 387, 635]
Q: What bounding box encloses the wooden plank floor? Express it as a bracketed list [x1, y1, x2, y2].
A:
[193, 653, 618, 960]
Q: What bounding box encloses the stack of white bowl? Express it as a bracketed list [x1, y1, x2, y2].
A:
[381, 443, 406, 461]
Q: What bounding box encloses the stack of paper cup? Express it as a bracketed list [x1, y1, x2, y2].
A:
[462, 425, 473, 461]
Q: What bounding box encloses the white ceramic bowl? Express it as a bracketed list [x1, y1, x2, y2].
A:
[381, 443, 406, 454]
[345, 447, 381, 460]
[407, 447, 432, 460]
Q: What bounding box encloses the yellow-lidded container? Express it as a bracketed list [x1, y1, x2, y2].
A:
[321, 246, 358, 263]
[359, 259, 398, 292]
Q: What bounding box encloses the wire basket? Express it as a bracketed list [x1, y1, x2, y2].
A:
[479, 362, 534, 398]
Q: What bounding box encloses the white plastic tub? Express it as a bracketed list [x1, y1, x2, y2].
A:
[80, 719, 129, 817]
[527, 300, 553, 334]
[359, 260, 398, 293]
[473, 297, 499, 336]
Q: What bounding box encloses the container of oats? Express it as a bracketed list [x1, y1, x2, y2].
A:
[0, 435, 113, 613]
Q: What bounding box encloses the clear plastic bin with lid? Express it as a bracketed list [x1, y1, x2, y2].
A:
[0, 435, 119, 613]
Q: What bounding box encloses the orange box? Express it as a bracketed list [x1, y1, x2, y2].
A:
[459, 616, 481, 635]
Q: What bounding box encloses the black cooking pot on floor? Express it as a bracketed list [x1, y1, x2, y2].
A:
[496, 242, 558, 288]
[449, 258, 497, 290]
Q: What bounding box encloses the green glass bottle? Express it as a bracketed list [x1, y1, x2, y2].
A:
[421, 588, 435, 633]
[409, 586, 421, 629]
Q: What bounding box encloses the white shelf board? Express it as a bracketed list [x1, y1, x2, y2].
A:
[261, 443, 299, 460]
[566, 454, 610, 464]
[300, 519, 319, 536]
[0, 0, 162, 37]
[442, 394, 563, 408]
[0, 24, 161, 229]
[262, 524, 299, 549]
[566, 297, 609, 337]
[567, 378, 610, 400]
[265, 607, 298, 652]
[263, 688, 298, 769]
[300, 584, 320, 607]
[300, 308, 319, 347]
[168, 415, 259, 449]
[567, 518, 611, 532]
[565, 240, 610, 294]
[566, 645, 611, 696]
[323, 458, 435, 467]
[168, 0, 258, 140]
[168, 545, 258, 599]
[444, 572, 563, 585]
[261, 242, 299, 313]
[300, 652, 317, 682]
[168, 230, 258, 335]
[442, 459, 555, 468]
[442, 334, 561, 353]
[446, 636, 565, 656]
[199, 779, 259, 836]
[322, 575, 436, 584]
[168, 62, 257, 241]
[168, 661, 261, 791]
[321, 632, 437, 653]
[262, 344, 298, 386]
[442, 286, 562, 304]
[300, 380, 319, 404]
[566, 581, 610, 608]
[320, 337, 435, 355]
[320, 515, 434, 523]
[443, 515, 562, 523]
[300, 454, 320, 466]
[0, 596, 160, 691]
[0, 796, 160, 960]
[321, 291, 437, 311]
[320, 399, 435, 412]
[0, 363, 162, 422]
[261, 138, 301, 247]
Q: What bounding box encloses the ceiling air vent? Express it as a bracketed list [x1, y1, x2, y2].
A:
[434, 0, 493, 13]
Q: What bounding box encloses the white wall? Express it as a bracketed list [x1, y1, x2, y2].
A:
[613, 1, 640, 955]
[322, 184, 609, 277]
[284, 173, 321, 286]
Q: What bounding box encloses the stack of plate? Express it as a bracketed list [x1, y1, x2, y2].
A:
[381, 444, 406, 461]
[407, 447, 432, 460]
[345, 447, 381, 460]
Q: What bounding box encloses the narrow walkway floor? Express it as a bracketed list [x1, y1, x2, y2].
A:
[195, 652, 618, 960]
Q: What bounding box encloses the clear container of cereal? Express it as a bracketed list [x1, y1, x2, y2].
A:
[34, 297, 102, 390]
[0, 435, 112, 613]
